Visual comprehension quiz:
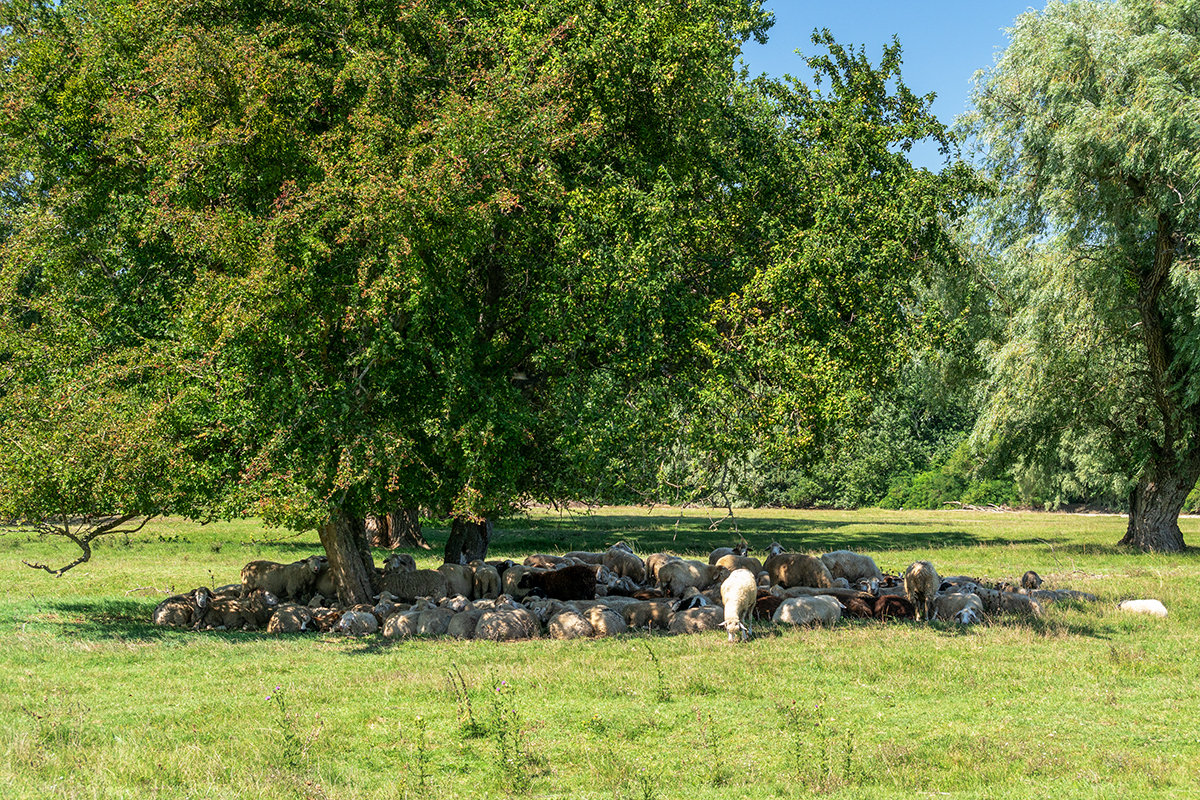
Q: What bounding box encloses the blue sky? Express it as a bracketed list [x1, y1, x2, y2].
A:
[739, 1, 1043, 170]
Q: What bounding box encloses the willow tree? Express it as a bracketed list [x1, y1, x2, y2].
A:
[968, 0, 1200, 551]
[0, 0, 774, 598]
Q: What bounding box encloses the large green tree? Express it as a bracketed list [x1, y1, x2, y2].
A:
[969, 0, 1200, 551]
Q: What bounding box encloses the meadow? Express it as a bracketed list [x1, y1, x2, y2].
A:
[1, 507, 1197, 800]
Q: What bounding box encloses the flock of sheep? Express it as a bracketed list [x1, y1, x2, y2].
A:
[151, 540, 1105, 641]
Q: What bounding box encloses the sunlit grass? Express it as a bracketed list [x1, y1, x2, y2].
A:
[1, 508, 1197, 799]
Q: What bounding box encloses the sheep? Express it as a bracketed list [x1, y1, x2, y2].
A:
[501, 565, 542, 600]
[446, 608, 487, 639]
[337, 610, 379, 636]
[975, 586, 1044, 617]
[310, 608, 343, 632]
[753, 592, 785, 621]
[212, 583, 241, 600]
[205, 589, 280, 631]
[563, 550, 604, 565]
[903, 561, 940, 622]
[267, 603, 314, 633]
[719, 569, 758, 643]
[657, 560, 730, 597]
[240, 555, 327, 601]
[514, 563, 597, 601]
[548, 609, 595, 639]
[873, 594, 914, 621]
[820, 550, 884, 584]
[602, 545, 646, 584]
[644, 553, 682, 585]
[383, 552, 417, 574]
[379, 569, 448, 603]
[523, 598, 567, 625]
[416, 607, 456, 636]
[438, 563, 475, 599]
[772, 595, 842, 627]
[622, 601, 675, 631]
[524, 553, 569, 569]
[475, 607, 542, 641]
[668, 606, 724, 634]
[714, 553, 764, 575]
[840, 596, 875, 619]
[382, 610, 422, 639]
[933, 592, 985, 625]
[708, 543, 749, 565]
[763, 550, 834, 589]
[440, 594, 473, 613]
[1020, 571, 1043, 591]
[152, 586, 213, 629]
[584, 605, 628, 637]
[469, 560, 501, 600]
[313, 570, 337, 602]
[1118, 598, 1168, 617]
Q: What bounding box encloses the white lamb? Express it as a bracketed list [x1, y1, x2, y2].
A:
[720, 569, 758, 643]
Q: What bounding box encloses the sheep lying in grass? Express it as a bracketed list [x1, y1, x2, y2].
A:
[153, 587, 213, 629]
[772, 595, 842, 627]
[720, 569, 758, 643]
[669, 606, 724, 634]
[548, 609, 594, 639]
[501, 565, 539, 600]
[205, 589, 280, 631]
[469, 560, 500, 600]
[337, 609, 379, 636]
[622, 601, 675, 631]
[708, 543, 749, 565]
[417, 607, 455, 636]
[475, 607, 541, 641]
[267, 603, 314, 633]
[602, 543, 646, 584]
[438, 563, 475, 599]
[904, 561, 940, 622]
[380, 569, 448, 603]
[714, 553, 763, 575]
[562, 550, 604, 565]
[447, 608, 487, 639]
[1118, 599, 1168, 617]
[933, 592, 984, 624]
[382, 610, 422, 639]
[584, 605, 628, 637]
[241, 555, 327, 601]
[1021, 571, 1043, 591]
[515, 563, 597, 601]
[645, 552, 681, 585]
[820, 550, 883, 584]
[657, 560, 730, 597]
[763, 545, 834, 589]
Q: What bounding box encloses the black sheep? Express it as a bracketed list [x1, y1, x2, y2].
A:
[514, 563, 596, 601]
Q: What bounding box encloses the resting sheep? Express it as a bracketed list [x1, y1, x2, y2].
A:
[267, 603, 314, 633]
[933, 592, 984, 625]
[548, 609, 595, 639]
[241, 555, 327, 601]
[379, 569, 448, 603]
[475, 607, 542, 641]
[205, 589, 280, 631]
[708, 543, 749, 565]
[152, 587, 213, 629]
[336, 609, 379, 636]
[622, 601, 675, 631]
[1021, 571, 1043, 591]
[903, 561, 940, 622]
[515, 563, 597, 601]
[720, 569, 757, 643]
[416, 607, 456, 636]
[763, 547, 834, 589]
[668, 606, 724, 634]
[657, 560, 730, 597]
[469, 560, 501, 599]
[772, 595, 842, 627]
[714, 553, 764, 575]
[584, 605, 628, 637]
[438, 563, 475, 599]
[820, 550, 883, 583]
[644, 553, 682, 585]
[602, 544, 646, 584]
[1118, 598, 1168, 617]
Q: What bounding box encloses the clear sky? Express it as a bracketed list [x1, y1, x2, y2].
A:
[739, 1, 1044, 170]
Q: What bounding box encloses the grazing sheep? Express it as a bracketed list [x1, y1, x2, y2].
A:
[763, 551, 834, 589]
[337, 610, 379, 636]
[267, 603, 314, 633]
[820, 550, 884, 584]
[668, 606, 724, 634]
[1020, 571, 1043, 591]
[584, 605, 628, 637]
[382, 610, 422, 639]
[416, 607, 456, 636]
[379, 569, 448, 603]
[644, 553, 682, 584]
[438, 563, 475, 599]
[873, 594, 915, 621]
[622, 601, 675, 631]
[933, 592, 984, 624]
[1118, 598, 1168, 617]
[708, 543, 749, 565]
[469, 560, 501, 600]
[515, 563, 597, 601]
[548, 609, 595, 639]
[602, 545, 646, 584]
[714, 553, 764, 575]
[152, 587, 213, 629]
[475, 607, 542, 641]
[657, 560, 730, 597]
[903, 561, 940, 622]
[772, 595, 842, 627]
[205, 589, 280, 631]
[241, 555, 327, 601]
[720, 569, 758, 643]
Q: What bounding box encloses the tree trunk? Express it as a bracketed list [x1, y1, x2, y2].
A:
[364, 515, 389, 548]
[443, 516, 492, 564]
[388, 509, 431, 550]
[318, 510, 377, 605]
[1120, 471, 1191, 552]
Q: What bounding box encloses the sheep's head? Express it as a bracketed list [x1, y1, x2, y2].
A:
[733, 543, 749, 557]
[955, 607, 980, 625]
[610, 541, 634, 554]
[306, 555, 328, 574]
[192, 587, 212, 608]
[1021, 571, 1042, 590]
[767, 542, 785, 557]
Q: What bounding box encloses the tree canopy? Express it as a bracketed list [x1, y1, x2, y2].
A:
[968, 0, 1200, 551]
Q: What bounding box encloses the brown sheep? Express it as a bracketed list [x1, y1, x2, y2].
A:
[267, 603, 314, 633]
[152, 587, 213, 629]
[241, 555, 327, 601]
[205, 589, 279, 631]
[715, 553, 763, 575]
[657, 560, 730, 596]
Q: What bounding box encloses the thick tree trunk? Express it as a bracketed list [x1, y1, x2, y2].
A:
[318, 510, 377, 605]
[388, 509, 431, 550]
[1120, 471, 1191, 552]
[443, 516, 492, 564]
[364, 515, 388, 547]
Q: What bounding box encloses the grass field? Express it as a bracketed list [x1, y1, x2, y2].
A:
[1, 507, 1198, 799]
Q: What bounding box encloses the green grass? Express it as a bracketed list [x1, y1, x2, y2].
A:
[1, 507, 1198, 799]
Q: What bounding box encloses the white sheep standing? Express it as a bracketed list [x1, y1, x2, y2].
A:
[904, 560, 940, 622]
[719, 568, 758, 643]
